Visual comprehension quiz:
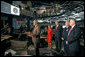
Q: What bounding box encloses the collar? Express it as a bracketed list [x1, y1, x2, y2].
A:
[56, 25, 59, 27]
[66, 26, 69, 28]
[35, 24, 38, 28]
[72, 25, 75, 29]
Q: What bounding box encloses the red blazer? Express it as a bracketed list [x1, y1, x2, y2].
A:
[47, 29, 53, 43]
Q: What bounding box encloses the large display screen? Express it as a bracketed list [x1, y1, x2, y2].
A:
[1, 1, 20, 16]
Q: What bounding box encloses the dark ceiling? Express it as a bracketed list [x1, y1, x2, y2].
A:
[2, 1, 84, 22]
[4, 1, 84, 12]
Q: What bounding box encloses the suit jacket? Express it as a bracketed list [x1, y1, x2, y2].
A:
[68, 25, 81, 51]
[54, 25, 63, 39]
[62, 26, 71, 41]
[32, 24, 40, 39]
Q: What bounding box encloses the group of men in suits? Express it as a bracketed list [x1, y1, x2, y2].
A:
[28, 18, 81, 56]
[54, 18, 81, 56]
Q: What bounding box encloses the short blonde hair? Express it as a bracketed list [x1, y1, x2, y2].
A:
[69, 18, 76, 24]
[33, 20, 37, 23]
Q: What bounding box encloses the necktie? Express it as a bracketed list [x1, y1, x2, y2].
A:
[56, 26, 58, 31]
[33, 27, 35, 31]
[67, 27, 72, 40]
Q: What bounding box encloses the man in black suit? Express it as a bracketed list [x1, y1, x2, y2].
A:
[62, 20, 71, 56]
[54, 21, 63, 52]
[66, 19, 81, 56]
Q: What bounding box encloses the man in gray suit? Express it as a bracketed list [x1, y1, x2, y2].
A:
[28, 20, 40, 55]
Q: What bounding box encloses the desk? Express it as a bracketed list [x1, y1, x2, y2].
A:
[1, 35, 12, 39]
[40, 36, 46, 39]
[1, 35, 12, 55]
[14, 55, 32, 56]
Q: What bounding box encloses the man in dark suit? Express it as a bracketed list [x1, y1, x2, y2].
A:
[54, 21, 63, 52]
[62, 20, 71, 56]
[66, 19, 81, 56]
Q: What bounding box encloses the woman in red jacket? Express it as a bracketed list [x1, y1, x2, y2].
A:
[47, 25, 53, 49]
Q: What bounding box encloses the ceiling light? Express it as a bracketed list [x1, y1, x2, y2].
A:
[76, 18, 81, 21]
[22, 7, 24, 9]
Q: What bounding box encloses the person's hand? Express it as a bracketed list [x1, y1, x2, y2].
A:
[61, 37, 64, 40]
[27, 32, 31, 35]
[66, 41, 68, 45]
[26, 32, 32, 37]
[30, 33, 33, 37]
[29, 33, 34, 37]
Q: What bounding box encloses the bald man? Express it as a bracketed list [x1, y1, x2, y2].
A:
[54, 21, 63, 52]
[62, 20, 71, 56]
[66, 19, 81, 56]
